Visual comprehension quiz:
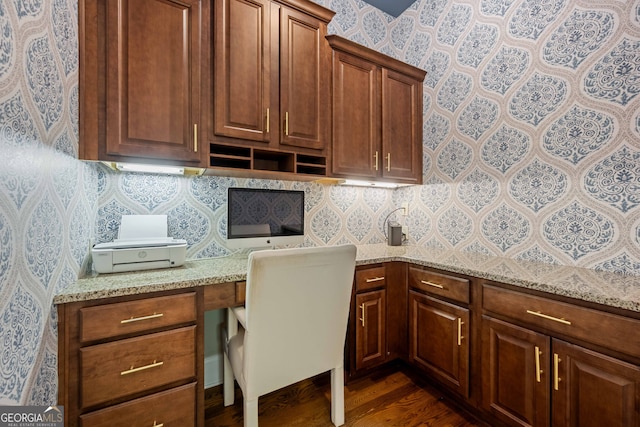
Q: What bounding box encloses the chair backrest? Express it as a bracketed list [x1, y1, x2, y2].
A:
[242, 244, 357, 399]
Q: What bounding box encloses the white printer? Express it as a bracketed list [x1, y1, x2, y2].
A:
[92, 215, 187, 274]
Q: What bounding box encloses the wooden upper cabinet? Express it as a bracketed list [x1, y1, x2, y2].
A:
[381, 69, 422, 181]
[328, 35, 426, 184]
[212, 0, 332, 151]
[80, 0, 205, 165]
[213, 0, 269, 142]
[331, 51, 380, 179]
[279, 6, 329, 150]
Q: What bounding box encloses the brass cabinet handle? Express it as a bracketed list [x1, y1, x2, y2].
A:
[374, 151, 379, 171]
[359, 303, 365, 327]
[153, 422, 164, 427]
[366, 277, 385, 283]
[386, 153, 391, 171]
[457, 318, 464, 346]
[120, 313, 164, 325]
[421, 280, 444, 289]
[121, 312, 164, 324]
[554, 353, 561, 390]
[526, 310, 571, 325]
[285, 111, 289, 136]
[121, 360, 163, 376]
[535, 346, 543, 383]
[193, 124, 198, 152]
[266, 108, 270, 134]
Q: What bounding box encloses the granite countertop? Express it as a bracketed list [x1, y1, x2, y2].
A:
[54, 244, 640, 313]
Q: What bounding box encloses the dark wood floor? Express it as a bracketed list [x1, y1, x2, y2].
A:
[205, 364, 486, 426]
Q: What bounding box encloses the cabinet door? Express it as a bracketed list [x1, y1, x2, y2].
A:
[381, 68, 422, 182]
[105, 0, 202, 162]
[409, 291, 470, 397]
[355, 290, 386, 371]
[279, 5, 328, 150]
[214, 0, 270, 142]
[331, 51, 380, 179]
[551, 339, 640, 427]
[482, 316, 550, 427]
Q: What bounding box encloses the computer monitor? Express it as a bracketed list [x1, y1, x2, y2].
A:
[226, 187, 305, 250]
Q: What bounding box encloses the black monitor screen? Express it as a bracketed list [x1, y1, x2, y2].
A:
[227, 188, 304, 239]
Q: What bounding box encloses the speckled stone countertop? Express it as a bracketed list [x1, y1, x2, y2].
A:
[54, 243, 640, 313]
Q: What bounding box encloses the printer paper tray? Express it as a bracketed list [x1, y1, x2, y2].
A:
[111, 260, 172, 273]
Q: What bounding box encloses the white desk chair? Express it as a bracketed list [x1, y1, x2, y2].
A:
[223, 244, 357, 427]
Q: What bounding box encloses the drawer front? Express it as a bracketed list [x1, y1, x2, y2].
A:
[80, 326, 196, 409]
[80, 292, 196, 342]
[483, 284, 640, 358]
[408, 267, 469, 304]
[355, 266, 386, 292]
[80, 382, 195, 427]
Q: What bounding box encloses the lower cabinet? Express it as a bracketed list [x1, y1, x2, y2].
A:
[355, 289, 386, 371]
[551, 339, 640, 427]
[348, 262, 407, 376]
[351, 265, 388, 373]
[482, 283, 640, 427]
[79, 383, 196, 427]
[58, 290, 202, 427]
[346, 267, 640, 427]
[408, 266, 471, 398]
[482, 316, 551, 427]
[409, 291, 470, 397]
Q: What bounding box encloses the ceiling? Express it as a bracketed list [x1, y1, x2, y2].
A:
[361, 0, 416, 17]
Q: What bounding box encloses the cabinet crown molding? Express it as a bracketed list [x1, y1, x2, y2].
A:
[326, 35, 427, 81]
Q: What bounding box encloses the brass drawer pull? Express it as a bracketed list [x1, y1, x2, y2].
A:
[535, 346, 543, 383]
[153, 422, 164, 427]
[121, 312, 164, 324]
[359, 303, 365, 327]
[366, 277, 385, 283]
[421, 280, 444, 289]
[121, 360, 163, 376]
[374, 151, 379, 171]
[457, 318, 464, 346]
[526, 310, 571, 325]
[386, 153, 391, 171]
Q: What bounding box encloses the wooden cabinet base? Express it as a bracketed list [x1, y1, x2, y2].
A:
[80, 383, 196, 427]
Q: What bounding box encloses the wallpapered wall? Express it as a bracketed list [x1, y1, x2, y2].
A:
[0, 0, 98, 404]
[314, 0, 640, 272]
[1, 0, 639, 405]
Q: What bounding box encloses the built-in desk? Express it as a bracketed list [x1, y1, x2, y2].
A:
[55, 244, 640, 426]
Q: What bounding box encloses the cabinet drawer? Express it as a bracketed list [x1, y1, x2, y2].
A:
[483, 284, 640, 358]
[80, 326, 196, 408]
[80, 382, 195, 427]
[80, 292, 196, 342]
[408, 267, 469, 304]
[355, 266, 386, 292]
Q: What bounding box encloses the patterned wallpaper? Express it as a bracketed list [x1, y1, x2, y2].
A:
[1, 0, 639, 406]
[316, 0, 640, 273]
[0, 0, 98, 405]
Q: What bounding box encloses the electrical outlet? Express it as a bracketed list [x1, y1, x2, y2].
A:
[401, 202, 409, 216]
[402, 225, 409, 241]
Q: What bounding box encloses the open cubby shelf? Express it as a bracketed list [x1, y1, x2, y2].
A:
[209, 143, 327, 176]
